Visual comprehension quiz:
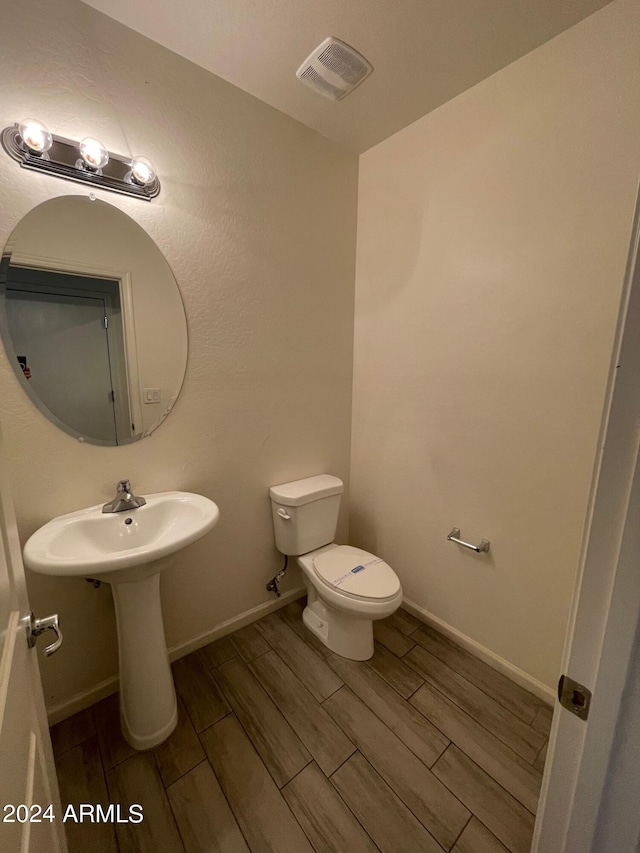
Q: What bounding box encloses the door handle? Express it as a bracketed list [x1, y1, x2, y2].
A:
[26, 612, 63, 656]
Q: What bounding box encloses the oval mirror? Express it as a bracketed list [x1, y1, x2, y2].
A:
[0, 196, 187, 445]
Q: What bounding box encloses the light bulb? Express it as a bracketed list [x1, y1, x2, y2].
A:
[80, 137, 109, 170]
[130, 156, 156, 186]
[18, 119, 53, 154]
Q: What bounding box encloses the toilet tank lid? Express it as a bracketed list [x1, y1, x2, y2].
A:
[269, 474, 343, 506]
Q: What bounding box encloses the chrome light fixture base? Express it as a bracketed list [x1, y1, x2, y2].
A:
[1, 124, 160, 201]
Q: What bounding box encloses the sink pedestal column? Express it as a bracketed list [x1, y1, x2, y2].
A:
[110, 571, 177, 750]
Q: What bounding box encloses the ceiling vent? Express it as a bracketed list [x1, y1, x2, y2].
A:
[296, 37, 373, 101]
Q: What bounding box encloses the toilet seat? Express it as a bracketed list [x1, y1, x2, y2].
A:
[313, 545, 400, 601]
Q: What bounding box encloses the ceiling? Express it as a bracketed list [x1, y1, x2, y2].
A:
[83, 0, 612, 153]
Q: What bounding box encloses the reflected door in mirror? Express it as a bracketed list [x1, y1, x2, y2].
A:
[5, 265, 131, 444]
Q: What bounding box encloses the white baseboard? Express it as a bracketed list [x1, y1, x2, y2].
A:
[47, 675, 121, 727]
[402, 597, 556, 706]
[167, 586, 306, 661]
[47, 586, 306, 726]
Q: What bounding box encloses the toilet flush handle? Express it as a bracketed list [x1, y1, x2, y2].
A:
[277, 507, 291, 520]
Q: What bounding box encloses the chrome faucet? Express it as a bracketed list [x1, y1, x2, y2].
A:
[102, 480, 147, 514]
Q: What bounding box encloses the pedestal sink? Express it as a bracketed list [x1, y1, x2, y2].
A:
[23, 491, 220, 750]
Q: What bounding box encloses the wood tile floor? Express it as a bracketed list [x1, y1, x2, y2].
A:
[51, 601, 551, 853]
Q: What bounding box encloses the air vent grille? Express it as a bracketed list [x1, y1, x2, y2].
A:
[317, 43, 368, 85]
[296, 37, 373, 101]
[300, 66, 344, 100]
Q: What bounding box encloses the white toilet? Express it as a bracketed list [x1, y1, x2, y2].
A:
[269, 474, 403, 660]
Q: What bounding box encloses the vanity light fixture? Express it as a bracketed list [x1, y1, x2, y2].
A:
[79, 137, 110, 172]
[1, 120, 160, 200]
[130, 156, 156, 186]
[18, 119, 53, 155]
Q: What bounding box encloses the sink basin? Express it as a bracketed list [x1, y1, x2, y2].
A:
[23, 490, 220, 751]
[23, 491, 219, 579]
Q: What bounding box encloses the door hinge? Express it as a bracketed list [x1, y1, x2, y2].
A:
[103, 315, 108, 329]
[110, 390, 115, 403]
[558, 674, 592, 721]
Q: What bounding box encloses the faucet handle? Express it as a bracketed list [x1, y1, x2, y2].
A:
[117, 479, 132, 493]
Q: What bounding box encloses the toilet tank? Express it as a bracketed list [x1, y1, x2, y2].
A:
[269, 474, 343, 556]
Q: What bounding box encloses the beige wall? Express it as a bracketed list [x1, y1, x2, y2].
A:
[351, 0, 640, 689]
[0, 0, 358, 713]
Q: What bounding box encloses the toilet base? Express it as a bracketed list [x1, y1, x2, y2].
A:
[303, 591, 374, 661]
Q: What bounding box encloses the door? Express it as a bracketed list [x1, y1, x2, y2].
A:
[533, 192, 640, 851]
[7, 288, 118, 442]
[3, 265, 133, 445]
[0, 425, 66, 853]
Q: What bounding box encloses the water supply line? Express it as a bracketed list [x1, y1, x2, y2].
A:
[266, 555, 288, 597]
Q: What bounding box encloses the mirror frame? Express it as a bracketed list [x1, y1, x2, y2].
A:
[0, 196, 188, 446]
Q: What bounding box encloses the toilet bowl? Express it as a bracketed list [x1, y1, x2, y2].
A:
[298, 543, 402, 660]
[269, 474, 402, 660]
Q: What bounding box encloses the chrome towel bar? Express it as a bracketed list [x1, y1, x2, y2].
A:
[447, 527, 490, 553]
